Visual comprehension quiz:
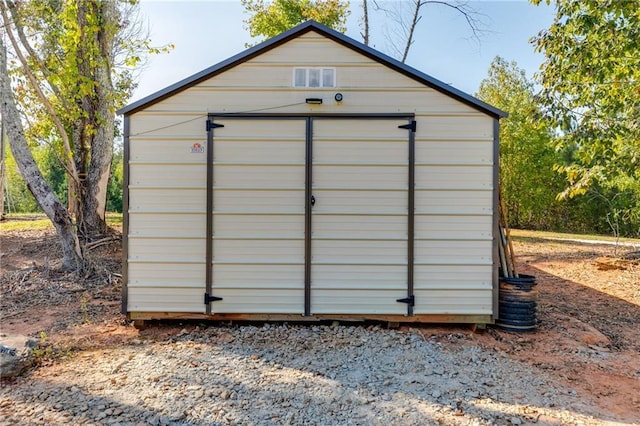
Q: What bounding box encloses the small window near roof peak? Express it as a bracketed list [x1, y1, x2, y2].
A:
[293, 68, 335, 88]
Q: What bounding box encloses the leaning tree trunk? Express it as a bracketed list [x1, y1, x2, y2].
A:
[74, 0, 117, 238]
[0, 39, 83, 271]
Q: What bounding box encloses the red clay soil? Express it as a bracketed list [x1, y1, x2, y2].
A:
[1, 226, 639, 421]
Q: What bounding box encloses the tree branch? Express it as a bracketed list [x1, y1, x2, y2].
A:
[374, 0, 487, 63]
[5, 0, 67, 109]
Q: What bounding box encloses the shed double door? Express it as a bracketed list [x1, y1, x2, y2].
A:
[208, 116, 412, 315]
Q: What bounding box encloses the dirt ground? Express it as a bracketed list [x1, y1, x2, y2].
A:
[1, 224, 639, 423]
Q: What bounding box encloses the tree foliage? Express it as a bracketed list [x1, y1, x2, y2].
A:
[531, 0, 639, 234]
[2, 0, 169, 238]
[241, 0, 350, 42]
[477, 57, 564, 230]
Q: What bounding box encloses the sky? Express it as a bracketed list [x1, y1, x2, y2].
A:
[131, 0, 555, 103]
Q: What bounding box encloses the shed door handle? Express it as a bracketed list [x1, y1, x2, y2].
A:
[310, 195, 316, 206]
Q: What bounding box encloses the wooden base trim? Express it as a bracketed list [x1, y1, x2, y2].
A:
[128, 312, 494, 324]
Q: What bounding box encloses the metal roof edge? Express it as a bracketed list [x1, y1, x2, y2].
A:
[117, 21, 319, 115]
[117, 20, 507, 118]
[313, 23, 507, 119]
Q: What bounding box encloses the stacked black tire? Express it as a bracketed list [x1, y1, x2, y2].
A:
[496, 274, 537, 332]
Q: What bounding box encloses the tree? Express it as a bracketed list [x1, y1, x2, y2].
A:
[477, 57, 567, 230]
[241, 0, 350, 42]
[2, 0, 119, 238]
[2, 0, 168, 238]
[371, 0, 487, 63]
[531, 0, 639, 234]
[1, 39, 83, 270]
[1, 0, 170, 269]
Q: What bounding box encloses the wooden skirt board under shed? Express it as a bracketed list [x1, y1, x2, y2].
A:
[207, 116, 412, 315]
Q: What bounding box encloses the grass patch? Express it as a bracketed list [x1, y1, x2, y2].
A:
[510, 229, 640, 245]
[106, 213, 123, 226]
[1, 214, 51, 232]
[1, 212, 123, 232]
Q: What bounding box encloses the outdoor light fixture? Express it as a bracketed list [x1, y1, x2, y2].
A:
[334, 93, 343, 102]
[305, 98, 323, 104]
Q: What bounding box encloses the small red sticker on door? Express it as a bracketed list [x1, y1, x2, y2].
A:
[191, 143, 205, 153]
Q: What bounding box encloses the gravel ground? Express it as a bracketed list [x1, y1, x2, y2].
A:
[0, 323, 614, 426]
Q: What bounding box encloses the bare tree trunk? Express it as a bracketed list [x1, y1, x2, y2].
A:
[402, 0, 422, 63]
[361, 0, 370, 45]
[373, 0, 486, 63]
[75, 0, 117, 238]
[1, 39, 82, 271]
[0, 116, 6, 220]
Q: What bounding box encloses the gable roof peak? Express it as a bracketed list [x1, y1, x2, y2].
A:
[118, 19, 506, 118]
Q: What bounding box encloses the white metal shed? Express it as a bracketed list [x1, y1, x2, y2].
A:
[118, 21, 507, 325]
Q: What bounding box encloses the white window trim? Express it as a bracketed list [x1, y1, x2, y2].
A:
[292, 67, 336, 88]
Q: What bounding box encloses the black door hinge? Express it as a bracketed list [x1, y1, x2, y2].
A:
[396, 295, 415, 306]
[398, 121, 416, 132]
[206, 121, 225, 131]
[204, 293, 223, 304]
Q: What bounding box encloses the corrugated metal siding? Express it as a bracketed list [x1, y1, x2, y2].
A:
[311, 119, 408, 314]
[126, 112, 207, 313]
[126, 29, 495, 317]
[413, 114, 494, 315]
[210, 119, 306, 314]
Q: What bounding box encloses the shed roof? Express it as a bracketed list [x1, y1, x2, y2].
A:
[118, 20, 507, 118]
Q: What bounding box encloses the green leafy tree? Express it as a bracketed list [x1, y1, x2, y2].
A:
[2, 143, 40, 213]
[477, 57, 567, 230]
[531, 0, 639, 236]
[2, 0, 170, 269]
[3, 0, 170, 237]
[106, 144, 123, 213]
[241, 0, 350, 42]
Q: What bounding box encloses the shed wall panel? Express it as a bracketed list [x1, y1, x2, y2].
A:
[414, 265, 493, 290]
[128, 188, 205, 212]
[414, 190, 492, 214]
[213, 264, 305, 285]
[213, 239, 304, 262]
[414, 165, 493, 190]
[213, 189, 304, 212]
[146, 90, 474, 114]
[129, 113, 205, 136]
[414, 215, 492, 240]
[128, 262, 205, 286]
[413, 290, 493, 314]
[212, 214, 305, 237]
[130, 138, 207, 163]
[128, 287, 205, 313]
[208, 289, 305, 314]
[128, 213, 205, 237]
[129, 164, 206, 188]
[128, 237, 205, 262]
[414, 239, 493, 265]
[415, 141, 493, 165]
[311, 290, 406, 314]
[214, 165, 304, 189]
[312, 215, 406, 238]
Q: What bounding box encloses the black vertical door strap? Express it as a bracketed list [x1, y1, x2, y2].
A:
[407, 120, 416, 316]
[304, 117, 313, 316]
[397, 119, 416, 316]
[205, 118, 224, 313]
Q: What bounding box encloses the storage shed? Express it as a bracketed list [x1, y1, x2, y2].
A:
[117, 21, 507, 325]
